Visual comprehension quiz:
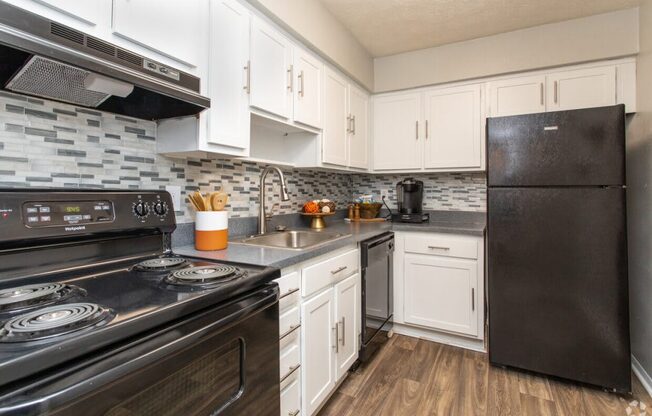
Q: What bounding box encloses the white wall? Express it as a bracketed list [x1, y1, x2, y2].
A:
[246, 0, 374, 91]
[374, 8, 639, 92]
[627, 0, 652, 391]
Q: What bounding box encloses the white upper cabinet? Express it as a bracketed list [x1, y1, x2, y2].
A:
[17, 0, 108, 25]
[293, 48, 322, 129]
[348, 84, 369, 170]
[111, 0, 205, 68]
[205, 0, 250, 151]
[249, 17, 293, 119]
[423, 84, 482, 170]
[404, 254, 478, 337]
[487, 75, 545, 117]
[373, 92, 422, 171]
[546, 66, 616, 111]
[322, 67, 349, 167]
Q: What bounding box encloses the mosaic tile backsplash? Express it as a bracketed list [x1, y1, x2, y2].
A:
[0, 91, 486, 223]
[351, 172, 486, 212]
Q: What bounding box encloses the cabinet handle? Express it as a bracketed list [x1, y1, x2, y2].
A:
[341, 316, 346, 346]
[288, 411, 300, 416]
[427, 245, 450, 251]
[280, 324, 300, 340]
[280, 364, 300, 383]
[243, 61, 250, 94]
[540, 82, 544, 105]
[346, 115, 352, 133]
[425, 120, 428, 139]
[298, 70, 305, 97]
[416, 121, 419, 140]
[472, 288, 475, 311]
[333, 322, 339, 353]
[280, 287, 299, 299]
[352, 115, 356, 135]
[330, 265, 348, 274]
[287, 65, 293, 92]
[554, 80, 558, 104]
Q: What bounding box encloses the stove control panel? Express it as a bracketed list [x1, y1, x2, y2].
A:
[0, 191, 176, 244]
[22, 200, 115, 227]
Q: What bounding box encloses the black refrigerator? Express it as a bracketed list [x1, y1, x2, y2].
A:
[487, 105, 631, 392]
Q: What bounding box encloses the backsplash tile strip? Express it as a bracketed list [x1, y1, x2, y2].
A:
[0, 92, 486, 223]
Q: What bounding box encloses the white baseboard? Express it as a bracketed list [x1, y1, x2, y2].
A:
[633, 355, 652, 398]
[392, 323, 486, 353]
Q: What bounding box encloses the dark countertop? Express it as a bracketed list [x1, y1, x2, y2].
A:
[174, 211, 485, 269]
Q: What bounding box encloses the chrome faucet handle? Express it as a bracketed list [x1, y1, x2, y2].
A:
[275, 225, 287, 232]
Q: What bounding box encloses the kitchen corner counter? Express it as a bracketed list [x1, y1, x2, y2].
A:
[174, 210, 485, 269]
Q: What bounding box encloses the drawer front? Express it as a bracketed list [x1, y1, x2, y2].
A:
[279, 338, 300, 382]
[279, 289, 300, 314]
[277, 272, 301, 299]
[302, 249, 359, 297]
[404, 234, 478, 259]
[279, 305, 300, 339]
[280, 372, 301, 416]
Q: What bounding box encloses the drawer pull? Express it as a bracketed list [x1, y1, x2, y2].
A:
[427, 245, 450, 251]
[288, 410, 300, 416]
[330, 266, 348, 275]
[280, 364, 300, 383]
[280, 287, 300, 299]
[280, 324, 300, 340]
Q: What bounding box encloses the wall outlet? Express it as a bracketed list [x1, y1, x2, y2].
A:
[165, 185, 181, 211]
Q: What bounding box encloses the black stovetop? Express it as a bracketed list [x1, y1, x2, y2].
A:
[0, 254, 280, 388]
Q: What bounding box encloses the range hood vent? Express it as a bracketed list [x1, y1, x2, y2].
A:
[0, 3, 210, 120]
[7, 56, 113, 107]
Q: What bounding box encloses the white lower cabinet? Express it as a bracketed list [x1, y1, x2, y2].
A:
[404, 254, 478, 337]
[394, 232, 485, 348]
[274, 247, 360, 416]
[334, 274, 359, 379]
[301, 287, 336, 415]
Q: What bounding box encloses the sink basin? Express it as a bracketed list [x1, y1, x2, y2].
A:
[234, 230, 349, 250]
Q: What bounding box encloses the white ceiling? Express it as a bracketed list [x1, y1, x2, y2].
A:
[319, 0, 641, 57]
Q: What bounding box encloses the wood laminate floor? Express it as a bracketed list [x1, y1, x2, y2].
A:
[318, 335, 651, 416]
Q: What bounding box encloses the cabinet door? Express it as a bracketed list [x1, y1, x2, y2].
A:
[7, 0, 109, 26]
[250, 17, 293, 119]
[112, 0, 205, 67]
[546, 66, 616, 111]
[334, 274, 359, 380]
[206, 0, 250, 151]
[322, 68, 348, 167]
[301, 288, 335, 416]
[348, 85, 369, 169]
[423, 84, 482, 170]
[404, 254, 478, 337]
[487, 75, 546, 117]
[293, 48, 322, 129]
[372, 92, 422, 170]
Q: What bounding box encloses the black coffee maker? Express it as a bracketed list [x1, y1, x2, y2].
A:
[392, 178, 430, 223]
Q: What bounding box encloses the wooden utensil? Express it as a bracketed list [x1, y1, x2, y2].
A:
[204, 195, 212, 211]
[188, 195, 202, 211]
[190, 191, 206, 211]
[210, 192, 228, 211]
[195, 191, 207, 211]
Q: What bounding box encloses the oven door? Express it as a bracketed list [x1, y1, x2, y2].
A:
[0, 285, 280, 416]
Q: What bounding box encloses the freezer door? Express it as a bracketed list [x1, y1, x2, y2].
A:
[487, 105, 625, 186]
[487, 187, 630, 392]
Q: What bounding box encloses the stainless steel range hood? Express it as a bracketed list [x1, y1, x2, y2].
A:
[0, 3, 210, 120]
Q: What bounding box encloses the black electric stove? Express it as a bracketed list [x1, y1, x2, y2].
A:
[0, 190, 281, 416]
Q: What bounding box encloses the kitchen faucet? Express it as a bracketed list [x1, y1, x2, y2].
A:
[259, 166, 290, 234]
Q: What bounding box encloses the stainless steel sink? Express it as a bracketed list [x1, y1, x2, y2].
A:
[233, 230, 349, 250]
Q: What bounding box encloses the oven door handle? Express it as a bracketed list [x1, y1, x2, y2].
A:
[0, 286, 279, 416]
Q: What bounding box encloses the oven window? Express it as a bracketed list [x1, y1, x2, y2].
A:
[105, 339, 243, 416]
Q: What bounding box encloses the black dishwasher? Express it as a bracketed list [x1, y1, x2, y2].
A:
[359, 232, 394, 362]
